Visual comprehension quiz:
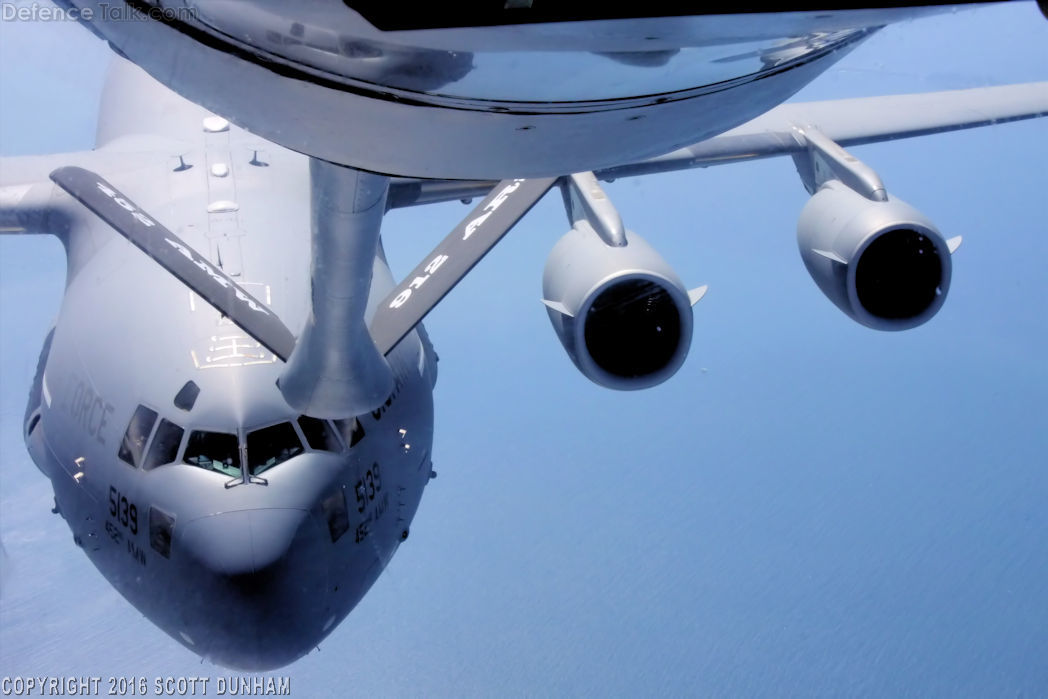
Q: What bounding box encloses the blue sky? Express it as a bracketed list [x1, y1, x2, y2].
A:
[2, 3, 1047, 695]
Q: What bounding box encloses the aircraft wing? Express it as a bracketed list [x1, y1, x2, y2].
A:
[1, 153, 91, 235]
[1, 150, 160, 235]
[389, 82, 1048, 208]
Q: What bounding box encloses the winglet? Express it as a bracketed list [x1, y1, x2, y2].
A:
[688, 285, 709, 306]
[542, 299, 575, 317]
[947, 236, 963, 254]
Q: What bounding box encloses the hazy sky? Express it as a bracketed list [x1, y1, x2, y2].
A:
[2, 3, 1047, 696]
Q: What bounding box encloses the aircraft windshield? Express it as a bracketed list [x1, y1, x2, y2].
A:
[184, 430, 241, 478]
[334, 417, 366, 448]
[246, 422, 303, 475]
[173, 418, 340, 480]
[143, 419, 185, 470]
[118, 405, 157, 468]
[297, 416, 340, 452]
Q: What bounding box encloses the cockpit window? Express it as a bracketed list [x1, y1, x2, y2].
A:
[173, 380, 200, 412]
[118, 405, 158, 468]
[143, 419, 185, 471]
[184, 430, 240, 478]
[149, 506, 175, 559]
[246, 422, 303, 475]
[333, 417, 366, 447]
[322, 490, 350, 543]
[297, 416, 340, 452]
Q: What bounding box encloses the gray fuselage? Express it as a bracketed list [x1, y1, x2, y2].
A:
[22, 58, 437, 670]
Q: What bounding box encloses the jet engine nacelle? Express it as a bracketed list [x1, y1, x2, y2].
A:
[542, 224, 694, 390]
[797, 180, 955, 331]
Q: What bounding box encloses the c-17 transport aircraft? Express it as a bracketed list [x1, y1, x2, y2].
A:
[1, 0, 1047, 672]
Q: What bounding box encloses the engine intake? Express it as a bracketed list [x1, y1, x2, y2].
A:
[542, 224, 694, 390]
[797, 180, 954, 331]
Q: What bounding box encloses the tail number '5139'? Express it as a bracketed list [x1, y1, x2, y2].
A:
[354, 463, 382, 513]
[109, 485, 138, 535]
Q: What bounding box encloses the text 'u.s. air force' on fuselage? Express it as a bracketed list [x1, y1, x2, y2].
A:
[2, 0, 1046, 672]
[62, 375, 115, 447]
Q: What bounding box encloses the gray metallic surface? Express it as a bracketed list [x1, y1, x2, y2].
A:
[62, 0, 888, 177]
[2, 9, 1044, 672]
[50, 166, 297, 361]
[278, 160, 394, 418]
[8, 57, 436, 669]
[595, 81, 1048, 182]
[172, 2, 890, 101]
[797, 179, 951, 330]
[380, 81, 1048, 210]
[564, 172, 627, 248]
[542, 224, 694, 389]
[370, 177, 556, 355]
[793, 127, 888, 201]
